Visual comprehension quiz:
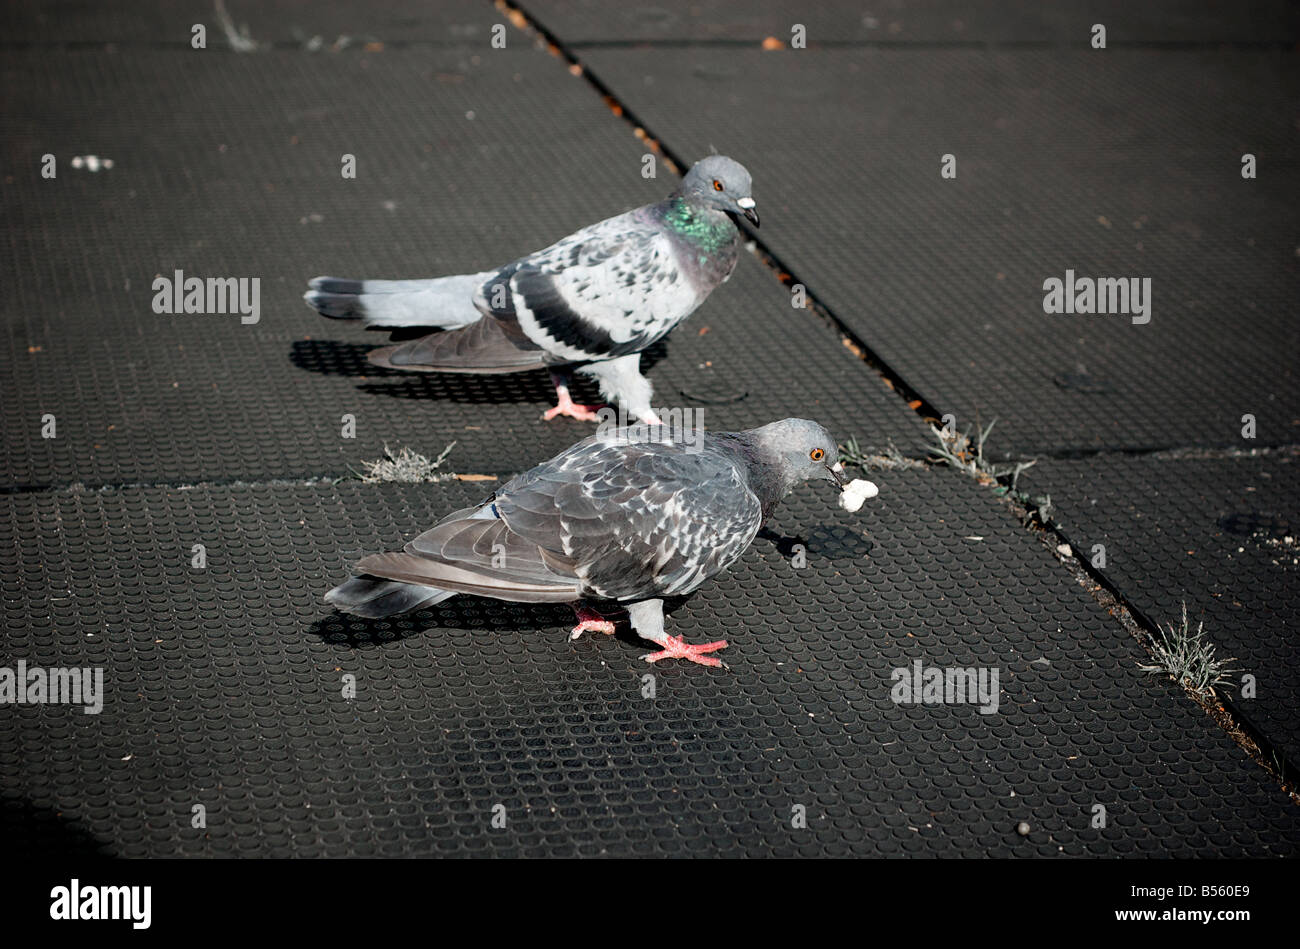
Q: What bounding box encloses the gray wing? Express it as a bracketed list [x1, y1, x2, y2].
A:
[351, 432, 760, 604]
[492, 432, 763, 600]
[353, 503, 582, 604]
[474, 210, 701, 364]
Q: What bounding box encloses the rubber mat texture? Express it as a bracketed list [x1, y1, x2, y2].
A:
[1021, 452, 1300, 768]
[526, 0, 1300, 45]
[2, 473, 1297, 857]
[3, 0, 503, 47]
[563, 45, 1300, 456]
[5, 1, 1298, 861]
[0, 45, 921, 490]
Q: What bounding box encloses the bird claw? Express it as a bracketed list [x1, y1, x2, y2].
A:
[570, 606, 617, 640]
[542, 399, 604, 423]
[570, 618, 617, 640]
[641, 636, 730, 667]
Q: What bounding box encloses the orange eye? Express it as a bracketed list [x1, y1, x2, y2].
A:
[712, 179, 724, 191]
[810, 448, 825, 461]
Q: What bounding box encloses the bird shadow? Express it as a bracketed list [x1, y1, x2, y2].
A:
[306, 593, 692, 652]
[307, 595, 563, 649]
[289, 338, 558, 406]
[289, 337, 670, 408]
[758, 524, 874, 562]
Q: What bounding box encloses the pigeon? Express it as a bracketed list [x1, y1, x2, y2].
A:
[304, 156, 758, 424]
[326, 418, 857, 667]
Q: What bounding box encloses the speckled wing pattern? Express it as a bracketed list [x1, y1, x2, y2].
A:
[474, 210, 701, 364]
[351, 433, 763, 605]
[490, 431, 763, 601]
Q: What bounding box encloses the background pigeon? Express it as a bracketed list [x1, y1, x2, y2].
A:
[304, 156, 758, 424]
[326, 418, 852, 667]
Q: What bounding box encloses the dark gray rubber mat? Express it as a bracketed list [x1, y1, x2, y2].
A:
[2, 473, 1296, 857]
[561, 45, 1300, 456]
[527, 0, 1300, 45]
[6, 0, 1296, 863]
[1020, 451, 1300, 769]
[3, 0, 500, 47]
[0, 45, 922, 490]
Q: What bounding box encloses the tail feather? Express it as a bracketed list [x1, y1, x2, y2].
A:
[354, 551, 579, 603]
[304, 272, 494, 329]
[327, 502, 582, 618]
[324, 575, 455, 618]
[308, 277, 365, 295]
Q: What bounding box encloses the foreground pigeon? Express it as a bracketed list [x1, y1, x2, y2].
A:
[304, 156, 757, 424]
[326, 419, 857, 667]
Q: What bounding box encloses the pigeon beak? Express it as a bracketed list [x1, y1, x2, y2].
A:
[737, 196, 759, 228]
[826, 461, 849, 487]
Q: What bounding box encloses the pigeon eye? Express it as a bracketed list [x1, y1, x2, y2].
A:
[712, 179, 724, 191]
[810, 448, 825, 461]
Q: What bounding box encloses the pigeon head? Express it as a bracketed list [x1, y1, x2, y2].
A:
[681, 156, 758, 227]
[747, 418, 849, 493]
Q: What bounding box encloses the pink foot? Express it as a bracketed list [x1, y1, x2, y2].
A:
[641, 635, 730, 668]
[542, 385, 604, 423]
[569, 605, 616, 641]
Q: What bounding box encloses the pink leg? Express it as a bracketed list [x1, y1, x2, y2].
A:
[569, 604, 617, 641]
[542, 374, 604, 422]
[641, 635, 730, 668]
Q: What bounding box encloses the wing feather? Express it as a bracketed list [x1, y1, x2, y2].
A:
[350, 432, 761, 605]
[475, 212, 699, 363]
[493, 432, 763, 600]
